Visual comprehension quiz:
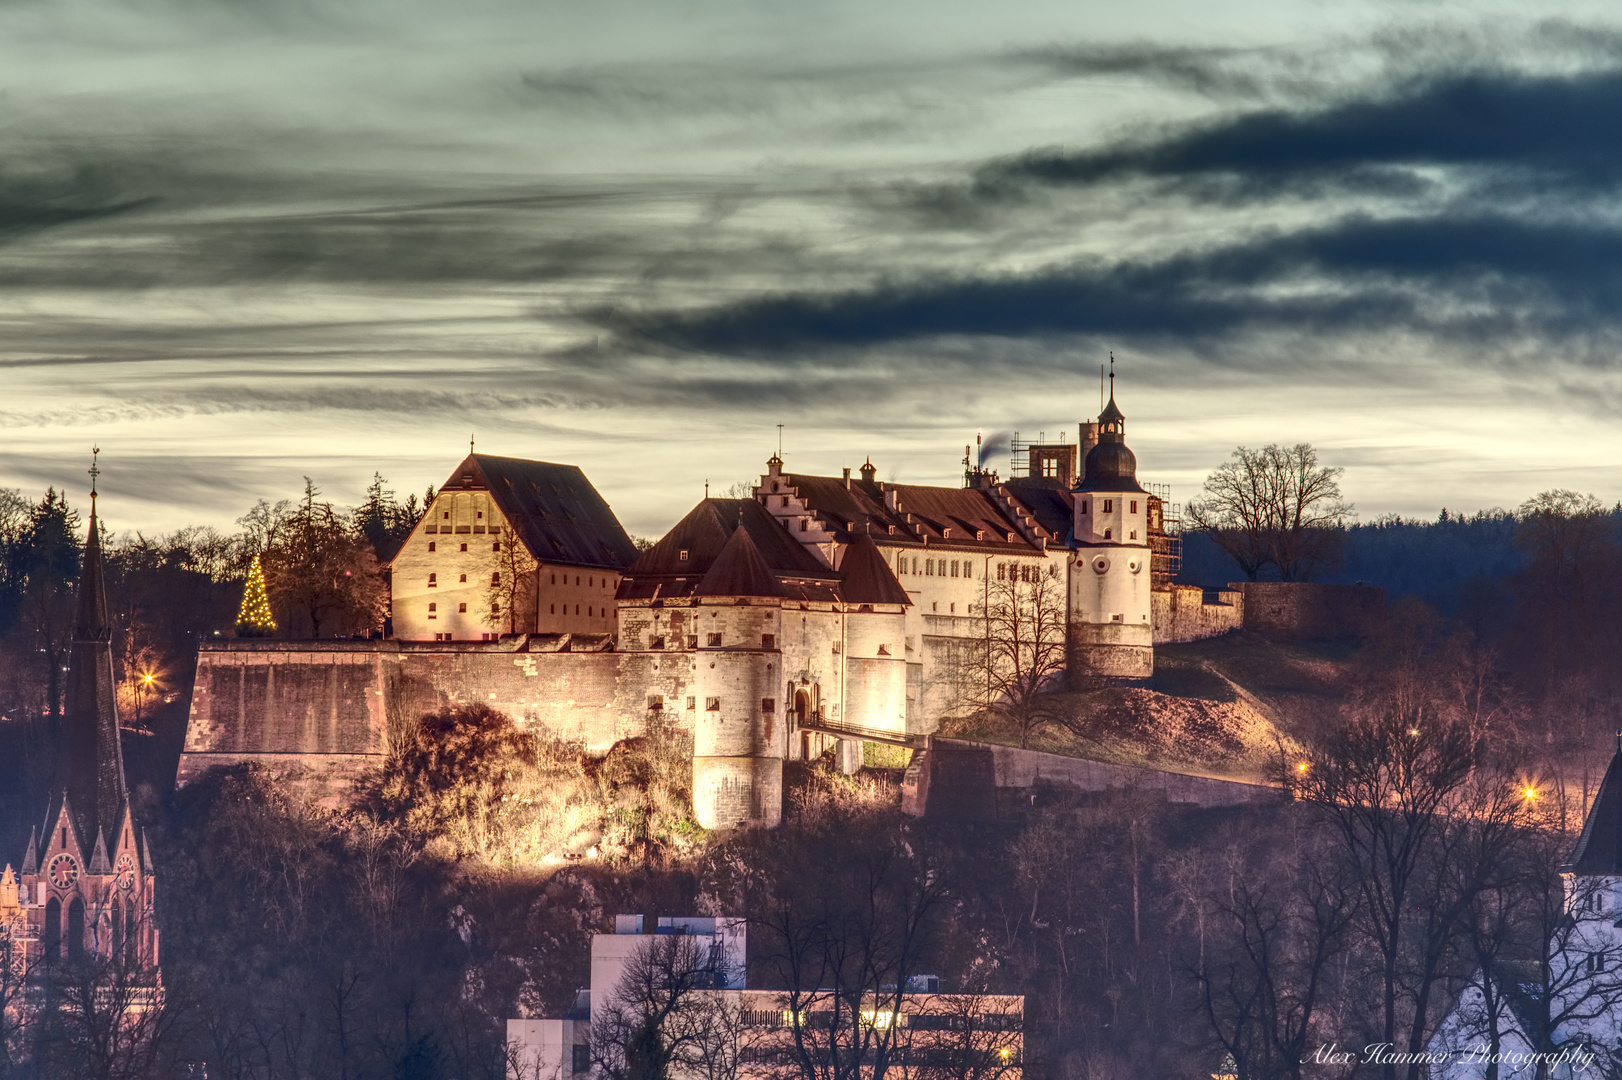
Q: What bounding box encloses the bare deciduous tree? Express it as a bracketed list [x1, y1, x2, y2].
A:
[950, 560, 1068, 748]
[485, 534, 539, 637]
[1187, 444, 1352, 582]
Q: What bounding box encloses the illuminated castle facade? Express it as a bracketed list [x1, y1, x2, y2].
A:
[184, 386, 1197, 831]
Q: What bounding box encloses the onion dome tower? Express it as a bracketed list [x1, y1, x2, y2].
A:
[1068, 365, 1154, 685]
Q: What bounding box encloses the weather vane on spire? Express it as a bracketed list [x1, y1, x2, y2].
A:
[1109, 352, 1115, 397]
[89, 445, 100, 499]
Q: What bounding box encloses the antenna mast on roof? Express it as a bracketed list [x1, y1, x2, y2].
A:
[777, 424, 784, 459]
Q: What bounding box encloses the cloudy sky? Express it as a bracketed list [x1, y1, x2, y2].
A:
[6, 0, 1622, 540]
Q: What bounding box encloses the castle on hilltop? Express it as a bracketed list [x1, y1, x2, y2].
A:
[180, 384, 1379, 829]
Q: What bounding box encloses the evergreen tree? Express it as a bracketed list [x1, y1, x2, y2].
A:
[235, 553, 277, 637]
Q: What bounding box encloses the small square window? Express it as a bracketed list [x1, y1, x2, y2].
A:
[680, 549, 689, 561]
[492, 602, 500, 614]
[428, 573, 437, 585]
[762, 698, 775, 713]
[705, 697, 720, 711]
[428, 541, 436, 552]
[460, 542, 468, 552]
[458, 603, 468, 613]
[762, 633, 776, 648]
[428, 602, 437, 612]
[650, 635, 665, 650]
[476, 511, 483, 519]
[707, 632, 722, 647]
[443, 511, 450, 519]
[459, 574, 467, 583]
[492, 541, 500, 551]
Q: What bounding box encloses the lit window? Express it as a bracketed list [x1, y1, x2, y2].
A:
[679, 549, 689, 561]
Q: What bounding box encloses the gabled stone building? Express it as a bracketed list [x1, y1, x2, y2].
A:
[390, 453, 639, 642]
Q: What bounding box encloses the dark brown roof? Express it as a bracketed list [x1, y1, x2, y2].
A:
[697, 527, 787, 598]
[619, 499, 841, 602]
[773, 472, 1043, 552]
[1569, 748, 1622, 874]
[440, 454, 638, 571]
[835, 534, 911, 605]
[1002, 477, 1075, 543]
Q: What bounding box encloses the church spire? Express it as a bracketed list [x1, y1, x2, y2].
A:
[51, 447, 131, 853]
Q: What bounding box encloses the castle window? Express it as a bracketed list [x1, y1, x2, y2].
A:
[458, 603, 468, 613]
[650, 636, 665, 650]
[550, 604, 555, 614]
[576, 576, 581, 586]
[575, 605, 580, 615]
[1103, 500, 1113, 513]
[687, 696, 696, 709]
[782, 496, 790, 507]
[950, 561, 959, 577]
[460, 543, 468, 552]
[1130, 531, 1137, 540]
[428, 574, 437, 586]
[492, 541, 501, 551]
[443, 511, 450, 519]
[800, 518, 808, 532]
[708, 632, 723, 647]
[428, 542, 436, 552]
[1105, 529, 1112, 540]
[706, 697, 721, 711]
[877, 644, 890, 656]
[477, 511, 483, 519]
[762, 633, 775, 648]
[1130, 501, 1138, 513]
[949, 603, 955, 613]
[680, 549, 689, 561]
[997, 562, 1006, 580]
[1081, 501, 1088, 514]
[963, 562, 972, 579]
[762, 698, 775, 713]
[492, 602, 500, 614]
[588, 606, 593, 616]
[459, 574, 468, 583]
[492, 573, 501, 585]
[925, 559, 934, 576]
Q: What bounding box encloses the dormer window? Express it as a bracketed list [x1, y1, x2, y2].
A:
[679, 549, 689, 561]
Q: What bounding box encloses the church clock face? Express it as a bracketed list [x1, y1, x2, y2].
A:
[48, 853, 78, 890]
[115, 853, 136, 892]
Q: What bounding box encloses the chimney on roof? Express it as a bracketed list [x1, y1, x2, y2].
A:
[843, 467, 851, 488]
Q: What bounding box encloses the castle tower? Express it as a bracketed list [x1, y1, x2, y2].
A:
[9, 454, 160, 983]
[1068, 377, 1154, 685]
[690, 525, 788, 830]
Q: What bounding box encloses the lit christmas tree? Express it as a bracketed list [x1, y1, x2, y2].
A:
[236, 553, 278, 637]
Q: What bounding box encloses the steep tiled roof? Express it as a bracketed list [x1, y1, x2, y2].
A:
[772, 473, 1045, 553]
[697, 527, 788, 598]
[1569, 747, 1622, 874]
[1001, 477, 1075, 543]
[619, 499, 841, 602]
[441, 454, 638, 571]
[835, 534, 911, 605]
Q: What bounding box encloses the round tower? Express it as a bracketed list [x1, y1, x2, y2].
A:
[1068, 377, 1154, 685]
[691, 599, 785, 830]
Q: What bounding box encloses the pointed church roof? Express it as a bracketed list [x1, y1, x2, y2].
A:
[834, 534, 910, 606]
[1568, 743, 1622, 875]
[44, 465, 134, 868]
[696, 526, 788, 598]
[1099, 392, 1124, 425]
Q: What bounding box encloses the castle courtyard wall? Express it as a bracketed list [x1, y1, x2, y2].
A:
[1152, 584, 1244, 644]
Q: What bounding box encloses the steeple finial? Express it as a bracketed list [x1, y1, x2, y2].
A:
[89, 445, 100, 501]
[470, 433, 475, 454]
[1108, 353, 1115, 400]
